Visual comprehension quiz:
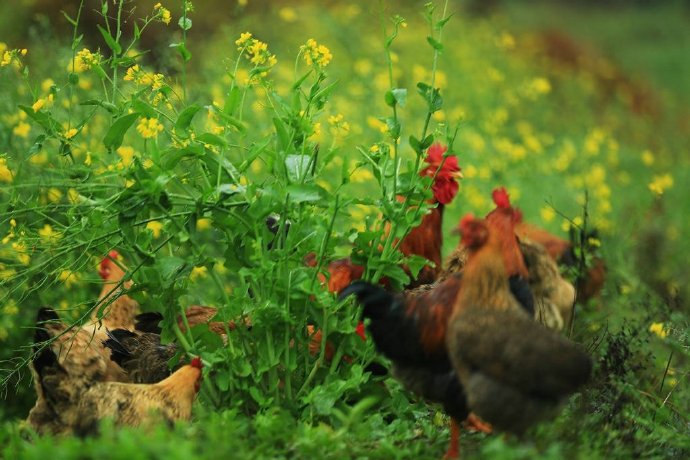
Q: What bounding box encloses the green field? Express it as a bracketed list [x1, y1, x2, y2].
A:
[1, 1, 689, 458]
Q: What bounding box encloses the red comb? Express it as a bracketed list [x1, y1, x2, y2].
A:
[98, 250, 120, 280]
[459, 213, 476, 232]
[492, 187, 511, 209]
[190, 357, 203, 369]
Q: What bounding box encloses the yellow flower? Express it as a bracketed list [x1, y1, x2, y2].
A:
[154, 3, 172, 25]
[117, 146, 136, 167]
[235, 32, 252, 47]
[75, 48, 101, 71]
[3, 300, 18, 316]
[648, 173, 673, 196]
[641, 150, 654, 166]
[301, 38, 332, 68]
[124, 65, 139, 81]
[278, 7, 297, 22]
[146, 221, 164, 238]
[190, 266, 208, 281]
[540, 206, 556, 223]
[58, 270, 81, 288]
[13, 121, 30, 138]
[531, 77, 551, 95]
[196, 218, 212, 231]
[0, 158, 12, 183]
[64, 128, 78, 139]
[32, 98, 46, 112]
[137, 117, 164, 138]
[649, 322, 668, 339]
[38, 224, 61, 243]
[47, 188, 63, 203]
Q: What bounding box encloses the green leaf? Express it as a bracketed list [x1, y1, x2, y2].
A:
[436, 14, 454, 30]
[18, 105, 61, 134]
[224, 87, 242, 115]
[157, 256, 186, 281]
[97, 24, 122, 54]
[273, 117, 290, 152]
[196, 132, 228, 148]
[175, 104, 201, 135]
[384, 90, 396, 107]
[391, 88, 407, 107]
[420, 134, 435, 150]
[131, 99, 157, 118]
[170, 42, 192, 62]
[178, 17, 192, 30]
[384, 117, 401, 140]
[103, 112, 139, 151]
[61, 11, 77, 27]
[285, 154, 312, 182]
[286, 184, 327, 203]
[409, 135, 421, 154]
[79, 99, 118, 114]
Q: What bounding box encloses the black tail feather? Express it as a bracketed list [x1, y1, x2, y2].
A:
[33, 307, 60, 378]
[102, 329, 137, 366]
[134, 312, 163, 334]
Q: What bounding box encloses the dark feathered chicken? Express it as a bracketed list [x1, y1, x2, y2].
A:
[103, 329, 177, 384]
[446, 215, 592, 434]
[340, 209, 590, 457]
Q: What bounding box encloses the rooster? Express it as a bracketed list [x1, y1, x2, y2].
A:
[398, 142, 463, 288]
[442, 189, 576, 331]
[340, 191, 589, 458]
[90, 250, 140, 330]
[308, 144, 462, 359]
[447, 215, 591, 435]
[27, 307, 202, 435]
[338, 194, 539, 458]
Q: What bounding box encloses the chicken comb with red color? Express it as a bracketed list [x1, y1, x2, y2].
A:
[458, 213, 476, 233]
[492, 187, 511, 209]
[190, 357, 203, 369]
[98, 250, 120, 280]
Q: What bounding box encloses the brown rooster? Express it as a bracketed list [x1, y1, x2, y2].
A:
[28, 307, 202, 435]
[442, 189, 576, 331]
[446, 215, 591, 435]
[90, 250, 140, 330]
[308, 143, 461, 357]
[338, 198, 537, 458]
[340, 202, 590, 458]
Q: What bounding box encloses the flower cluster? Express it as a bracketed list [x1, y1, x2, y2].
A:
[154, 3, 172, 25]
[648, 173, 673, 196]
[0, 44, 27, 68]
[301, 38, 333, 68]
[0, 158, 12, 183]
[74, 48, 101, 72]
[124, 65, 166, 91]
[235, 32, 277, 68]
[137, 117, 164, 139]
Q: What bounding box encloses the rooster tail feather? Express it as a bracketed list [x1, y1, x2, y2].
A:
[134, 312, 164, 334]
[33, 307, 61, 378]
[338, 280, 396, 321]
[103, 329, 138, 366]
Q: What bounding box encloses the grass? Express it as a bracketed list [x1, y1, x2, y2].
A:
[0, 0, 689, 458]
